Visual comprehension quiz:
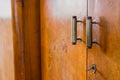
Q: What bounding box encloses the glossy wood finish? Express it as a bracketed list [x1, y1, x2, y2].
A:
[12, 0, 41, 80]
[12, 0, 25, 79]
[87, 0, 120, 80]
[12, 0, 120, 80]
[0, 19, 14, 80]
[23, 0, 41, 80]
[40, 0, 87, 80]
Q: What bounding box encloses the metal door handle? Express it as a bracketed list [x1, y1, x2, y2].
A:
[86, 17, 92, 48]
[72, 16, 77, 44]
[72, 16, 99, 48]
[86, 16, 99, 48]
[72, 16, 83, 45]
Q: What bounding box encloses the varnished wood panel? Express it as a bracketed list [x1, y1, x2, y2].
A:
[88, 0, 120, 80]
[0, 19, 14, 80]
[40, 0, 87, 80]
[12, 0, 41, 80]
[23, 0, 41, 80]
[11, 0, 25, 80]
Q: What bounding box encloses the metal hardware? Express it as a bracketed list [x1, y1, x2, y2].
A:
[92, 40, 99, 45]
[87, 64, 97, 74]
[72, 16, 83, 45]
[86, 17, 92, 48]
[72, 16, 99, 48]
[86, 16, 99, 48]
[72, 16, 77, 44]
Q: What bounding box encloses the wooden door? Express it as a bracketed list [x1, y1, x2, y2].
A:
[87, 0, 120, 80]
[40, 0, 87, 80]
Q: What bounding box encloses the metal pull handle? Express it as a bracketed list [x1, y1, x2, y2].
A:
[72, 16, 77, 44]
[86, 16, 99, 48]
[72, 16, 82, 45]
[72, 16, 99, 48]
[86, 17, 92, 48]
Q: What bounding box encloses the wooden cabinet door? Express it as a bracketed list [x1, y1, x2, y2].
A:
[87, 0, 120, 80]
[40, 0, 87, 80]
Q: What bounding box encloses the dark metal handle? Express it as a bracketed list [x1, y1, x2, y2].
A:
[72, 16, 98, 48]
[86, 17, 92, 48]
[72, 16, 77, 45]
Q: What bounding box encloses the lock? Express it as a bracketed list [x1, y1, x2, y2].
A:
[87, 64, 97, 74]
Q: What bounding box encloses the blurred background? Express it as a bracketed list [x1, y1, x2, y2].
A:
[0, 0, 14, 80]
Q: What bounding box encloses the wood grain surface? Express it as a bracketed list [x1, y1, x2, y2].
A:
[12, 0, 41, 80]
[87, 0, 120, 80]
[23, 0, 41, 80]
[11, 0, 120, 80]
[0, 19, 14, 80]
[40, 0, 120, 80]
[40, 0, 87, 80]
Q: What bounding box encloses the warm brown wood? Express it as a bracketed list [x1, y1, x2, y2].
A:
[11, 0, 25, 80]
[40, 0, 87, 80]
[87, 0, 120, 80]
[0, 19, 14, 80]
[40, 0, 120, 80]
[12, 0, 120, 80]
[23, 0, 41, 80]
[12, 0, 41, 80]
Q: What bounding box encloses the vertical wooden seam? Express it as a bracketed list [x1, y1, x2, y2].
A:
[11, 0, 25, 80]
